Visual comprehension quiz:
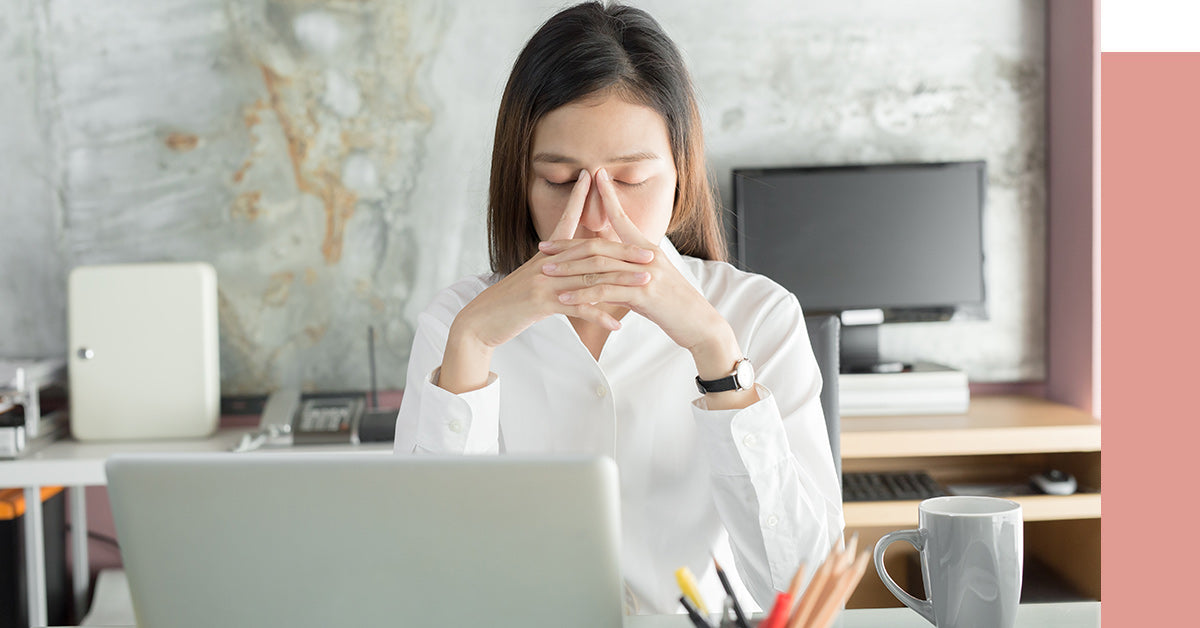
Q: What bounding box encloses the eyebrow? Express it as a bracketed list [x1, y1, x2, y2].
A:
[531, 151, 662, 165]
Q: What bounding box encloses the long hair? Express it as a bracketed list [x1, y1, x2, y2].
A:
[488, 1, 725, 274]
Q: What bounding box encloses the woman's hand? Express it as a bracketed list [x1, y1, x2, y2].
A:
[439, 170, 656, 393]
[539, 168, 747, 384]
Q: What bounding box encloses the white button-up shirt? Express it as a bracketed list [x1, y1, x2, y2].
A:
[394, 239, 844, 615]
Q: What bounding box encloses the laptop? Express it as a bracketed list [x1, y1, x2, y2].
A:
[106, 453, 624, 628]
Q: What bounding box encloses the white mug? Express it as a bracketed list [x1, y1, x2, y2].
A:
[874, 496, 1023, 628]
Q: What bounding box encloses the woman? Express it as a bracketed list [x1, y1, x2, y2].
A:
[395, 1, 843, 615]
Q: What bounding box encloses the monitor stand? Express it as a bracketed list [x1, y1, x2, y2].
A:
[840, 324, 909, 374]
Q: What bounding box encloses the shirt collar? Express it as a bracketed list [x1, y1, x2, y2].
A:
[658, 236, 704, 293]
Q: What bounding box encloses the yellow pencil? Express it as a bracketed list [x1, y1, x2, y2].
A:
[675, 566, 710, 616]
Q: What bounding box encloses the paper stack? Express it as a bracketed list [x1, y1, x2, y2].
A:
[838, 361, 969, 416]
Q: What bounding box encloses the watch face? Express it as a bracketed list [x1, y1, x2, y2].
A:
[735, 358, 755, 390]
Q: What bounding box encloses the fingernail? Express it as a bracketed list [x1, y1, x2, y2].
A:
[543, 263, 557, 273]
[577, 169, 588, 182]
[558, 292, 574, 304]
[538, 241, 552, 250]
[608, 319, 621, 331]
[597, 168, 609, 182]
[634, 272, 650, 282]
[637, 248, 654, 261]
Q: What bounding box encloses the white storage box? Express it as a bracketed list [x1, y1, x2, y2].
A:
[68, 263, 220, 440]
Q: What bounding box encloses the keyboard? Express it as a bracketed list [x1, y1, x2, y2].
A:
[842, 470, 949, 502]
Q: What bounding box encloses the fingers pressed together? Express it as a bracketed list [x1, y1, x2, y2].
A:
[539, 167, 663, 318]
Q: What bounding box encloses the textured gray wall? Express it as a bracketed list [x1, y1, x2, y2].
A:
[0, 0, 1045, 392]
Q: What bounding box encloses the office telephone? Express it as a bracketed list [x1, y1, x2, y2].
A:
[232, 389, 397, 452]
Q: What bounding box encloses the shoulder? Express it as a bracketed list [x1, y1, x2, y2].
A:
[419, 272, 502, 326]
[677, 254, 799, 316]
[675, 253, 807, 349]
[678, 255, 813, 366]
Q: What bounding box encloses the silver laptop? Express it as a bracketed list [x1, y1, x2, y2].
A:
[106, 453, 624, 628]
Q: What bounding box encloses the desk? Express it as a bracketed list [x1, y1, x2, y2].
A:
[6, 395, 1100, 625]
[631, 602, 1101, 626]
[0, 428, 390, 628]
[48, 602, 1100, 627]
[630, 602, 1101, 627]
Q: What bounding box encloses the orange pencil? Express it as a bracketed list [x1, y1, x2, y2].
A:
[785, 553, 835, 628]
[839, 534, 859, 570]
[786, 563, 808, 602]
[807, 551, 871, 628]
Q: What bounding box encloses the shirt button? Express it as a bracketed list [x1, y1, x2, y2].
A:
[742, 433, 758, 448]
[595, 385, 608, 399]
[766, 515, 779, 528]
[447, 419, 464, 434]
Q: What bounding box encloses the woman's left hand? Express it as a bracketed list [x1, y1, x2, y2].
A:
[538, 168, 740, 377]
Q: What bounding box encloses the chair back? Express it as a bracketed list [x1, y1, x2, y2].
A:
[804, 315, 841, 481]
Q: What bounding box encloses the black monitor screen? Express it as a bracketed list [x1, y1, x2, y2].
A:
[732, 161, 986, 314]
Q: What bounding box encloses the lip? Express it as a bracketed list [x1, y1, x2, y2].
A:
[920, 496, 1021, 517]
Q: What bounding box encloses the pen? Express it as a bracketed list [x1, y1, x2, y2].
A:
[712, 558, 750, 628]
[680, 595, 714, 628]
[675, 566, 710, 615]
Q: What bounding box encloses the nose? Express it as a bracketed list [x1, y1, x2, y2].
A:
[577, 180, 610, 234]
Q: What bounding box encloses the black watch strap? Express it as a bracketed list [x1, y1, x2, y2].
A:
[695, 374, 738, 394]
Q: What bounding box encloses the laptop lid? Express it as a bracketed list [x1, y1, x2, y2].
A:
[106, 453, 624, 628]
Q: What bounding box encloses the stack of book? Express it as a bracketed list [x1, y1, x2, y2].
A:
[838, 361, 969, 416]
[1, 358, 69, 459]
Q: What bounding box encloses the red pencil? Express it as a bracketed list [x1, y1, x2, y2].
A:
[760, 591, 793, 628]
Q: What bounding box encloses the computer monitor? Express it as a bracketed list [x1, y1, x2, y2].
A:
[731, 161, 987, 372]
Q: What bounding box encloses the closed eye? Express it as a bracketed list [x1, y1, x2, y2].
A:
[543, 178, 648, 190]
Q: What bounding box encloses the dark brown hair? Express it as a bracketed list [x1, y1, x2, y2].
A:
[488, 1, 726, 274]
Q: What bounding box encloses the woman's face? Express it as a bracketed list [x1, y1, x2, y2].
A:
[528, 92, 677, 244]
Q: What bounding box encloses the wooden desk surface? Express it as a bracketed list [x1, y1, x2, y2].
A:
[841, 395, 1101, 458]
[3, 395, 1103, 485]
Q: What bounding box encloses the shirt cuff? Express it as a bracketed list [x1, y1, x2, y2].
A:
[692, 384, 792, 476]
[413, 367, 501, 453]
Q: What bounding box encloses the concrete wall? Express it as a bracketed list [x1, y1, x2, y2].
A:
[0, 0, 1046, 391]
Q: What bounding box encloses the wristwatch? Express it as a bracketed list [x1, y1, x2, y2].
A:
[695, 357, 755, 394]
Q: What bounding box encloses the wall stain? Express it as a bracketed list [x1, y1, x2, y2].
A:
[164, 132, 199, 151]
[258, 63, 358, 265]
[231, 190, 263, 221]
[304, 324, 327, 343]
[233, 100, 268, 183]
[263, 271, 294, 306]
[232, 159, 252, 183]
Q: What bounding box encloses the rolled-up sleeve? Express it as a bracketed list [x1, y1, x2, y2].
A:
[691, 293, 844, 608]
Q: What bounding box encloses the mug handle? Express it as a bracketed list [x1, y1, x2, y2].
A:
[874, 529, 936, 625]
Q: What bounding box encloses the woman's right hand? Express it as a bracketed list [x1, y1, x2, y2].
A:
[438, 170, 654, 392]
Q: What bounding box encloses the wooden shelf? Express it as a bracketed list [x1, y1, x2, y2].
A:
[840, 395, 1102, 608]
[844, 493, 1102, 528]
[841, 395, 1100, 459]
